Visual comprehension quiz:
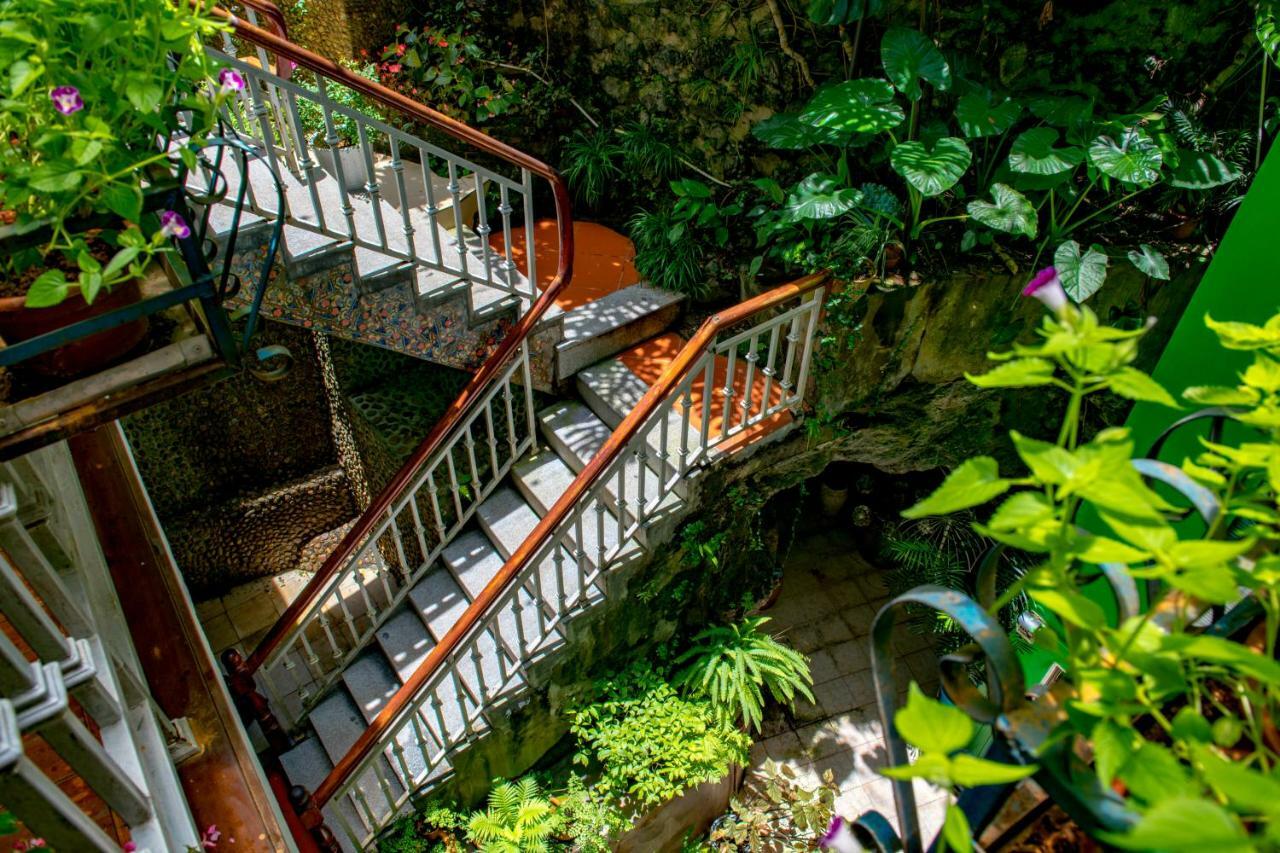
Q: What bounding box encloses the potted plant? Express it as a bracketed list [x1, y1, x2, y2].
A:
[0, 0, 230, 376]
[296, 62, 382, 193]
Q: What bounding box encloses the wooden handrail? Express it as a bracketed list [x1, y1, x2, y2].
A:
[219, 13, 576, 676]
[313, 272, 828, 807]
[227, 0, 290, 41]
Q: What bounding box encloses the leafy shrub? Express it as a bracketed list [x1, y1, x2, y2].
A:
[674, 616, 814, 732]
[710, 758, 837, 851]
[562, 128, 624, 207]
[295, 61, 382, 148]
[465, 778, 559, 852]
[569, 663, 750, 811]
[555, 775, 627, 853]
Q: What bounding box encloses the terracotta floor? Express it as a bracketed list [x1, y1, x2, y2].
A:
[488, 219, 641, 310]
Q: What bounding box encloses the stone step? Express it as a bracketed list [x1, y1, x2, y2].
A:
[342, 650, 401, 725]
[475, 487, 540, 561]
[374, 608, 435, 683]
[407, 568, 470, 643]
[555, 284, 684, 380]
[307, 690, 404, 826]
[278, 736, 364, 853]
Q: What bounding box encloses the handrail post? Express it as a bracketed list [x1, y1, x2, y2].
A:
[289, 785, 342, 853]
[221, 649, 291, 755]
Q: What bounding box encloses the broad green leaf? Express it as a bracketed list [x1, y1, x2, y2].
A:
[102, 184, 143, 223]
[893, 683, 972, 754]
[1008, 127, 1084, 175]
[943, 804, 972, 853]
[1030, 586, 1104, 628]
[1087, 129, 1163, 186]
[1168, 150, 1243, 189]
[1010, 431, 1077, 485]
[902, 456, 1009, 518]
[1166, 538, 1254, 569]
[1102, 798, 1249, 851]
[881, 28, 951, 101]
[800, 79, 905, 135]
[1028, 95, 1093, 126]
[1261, 0, 1280, 68]
[1126, 244, 1170, 280]
[955, 92, 1020, 139]
[1162, 634, 1280, 683]
[1170, 707, 1212, 744]
[1091, 719, 1132, 785]
[28, 166, 83, 193]
[880, 751, 952, 783]
[966, 356, 1053, 387]
[783, 173, 861, 221]
[1195, 746, 1280, 814]
[9, 59, 42, 96]
[1243, 353, 1280, 391]
[24, 269, 70, 307]
[1205, 314, 1280, 350]
[1118, 743, 1194, 805]
[1054, 240, 1109, 302]
[890, 137, 971, 197]
[948, 754, 1037, 786]
[1108, 367, 1178, 408]
[1071, 534, 1150, 565]
[806, 0, 883, 25]
[966, 183, 1037, 238]
[987, 492, 1054, 531]
[751, 113, 849, 149]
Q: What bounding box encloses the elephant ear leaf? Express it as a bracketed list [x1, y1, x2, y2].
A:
[966, 183, 1037, 238]
[1008, 127, 1084, 175]
[955, 91, 1021, 139]
[1127, 244, 1170, 280]
[1087, 128, 1163, 186]
[881, 27, 951, 101]
[890, 137, 971, 196]
[784, 173, 862, 221]
[752, 113, 849, 150]
[800, 79, 905, 134]
[1168, 150, 1242, 189]
[807, 0, 884, 24]
[1055, 240, 1110, 302]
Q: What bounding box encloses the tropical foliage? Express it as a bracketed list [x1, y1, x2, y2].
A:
[466, 778, 560, 853]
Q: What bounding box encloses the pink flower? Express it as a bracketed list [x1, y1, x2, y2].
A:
[1022, 266, 1069, 315]
[396, 43, 406, 56]
[819, 817, 860, 852]
[124, 843, 138, 852]
[218, 68, 246, 94]
[201, 824, 221, 849]
[159, 210, 191, 239]
[50, 86, 83, 114]
[386, 62, 402, 73]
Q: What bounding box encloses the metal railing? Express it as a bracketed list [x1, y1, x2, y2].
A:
[217, 8, 574, 740]
[303, 274, 827, 849]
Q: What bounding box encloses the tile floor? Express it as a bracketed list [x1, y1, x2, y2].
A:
[746, 525, 950, 844]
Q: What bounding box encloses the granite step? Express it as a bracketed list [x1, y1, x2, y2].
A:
[278, 736, 363, 853]
[555, 284, 684, 380]
[307, 690, 404, 827]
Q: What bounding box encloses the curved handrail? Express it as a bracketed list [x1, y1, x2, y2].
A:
[313, 272, 828, 806]
[226, 0, 290, 40]
[216, 13, 576, 676]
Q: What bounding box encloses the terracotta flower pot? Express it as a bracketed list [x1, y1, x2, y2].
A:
[0, 278, 148, 378]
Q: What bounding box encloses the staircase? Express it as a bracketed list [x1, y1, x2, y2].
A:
[202, 10, 828, 851]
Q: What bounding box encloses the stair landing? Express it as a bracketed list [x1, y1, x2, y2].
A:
[488, 220, 641, 309]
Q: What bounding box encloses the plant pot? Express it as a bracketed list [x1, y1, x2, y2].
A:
[312, 144, 368, 193]
[1170, 214, 1201, 242]
[615, 766, 744, 852]
[0, 278, 148, 378]
[819, 483, 849, 517]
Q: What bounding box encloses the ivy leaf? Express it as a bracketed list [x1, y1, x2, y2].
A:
[966, 356, 1054, 387]
[783, 173, 861, 221]
[1168, 150, 1243, 189]
[902, 456, 1009, 518]
[752, 113, 849, 150]
[881, 27, 951, 101]
[799, 79, 905, 135]
[1054, 240, 1109, 302]
[890, 137, 971, 197]
[1087, 129, 1163, 186]
[1008, 127, 1084, 175]
[1102, 798, 1250, 851]
[955, 92, 1021, 139]
[1108, 367, 1179, 408]
[966, 183, 1037, 238]
[1126, 244, 1169, 280]
[893, 683, 972, 754]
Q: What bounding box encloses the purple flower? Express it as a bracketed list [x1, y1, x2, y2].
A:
[50, 86, 83, 115]
[1022, 266, 1069, 315]
[218, 68, 246, 94]
[159, 210, 191, 239]
[819, 816, 861, 852]
[201, 824, 221, 849]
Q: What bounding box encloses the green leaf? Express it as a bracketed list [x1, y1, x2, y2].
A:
[893, 683, 972, 754]
[1126, 244, 1170, 280]
[881, 28, 951, 101]
[1102, 798, 1249, 851]
[1170, 707, 1212, 744]
[1161, 634, 1280, 683]
[1196, 746, 1280, 815]
[1009, 431, 1076, 485]
[102, 184, 143, 223]
[1184, 381, 1262, 405]
[1028, 95, 1094, 126]
[966, 356, 1054, 388]
[1168, 150, 1243, 190]
[966, 183, 1037, 238]
[902, 457, 1009, 518]
[942, 804, 972, 853]
[124, 75, 164, 112]
[1087, 129, 1163, 186]
[1054, 240, 1109, 302]
[1008, 128, 1084, 175]
[948, 754, 1037, 786]
[890, 137, 972, 197]
[987, 492, 1054, 531]
[955, 92, 1021, 139]
[799, 79, 905, 135]
[102, 246, 141, 279]
[752, 113, 849, 149]
[1091, 719, 1132, 785]
[24, 269, 70, 307]
[1108, 367, 1178, 408]
[1205, 314, 1280, 350]
[1030, 586, 1105, 629]
[807, 0, 883, 25]
[1260, 0, 1280, 68]
[783, 173, 861, 221]
[9, 59, 42, 96]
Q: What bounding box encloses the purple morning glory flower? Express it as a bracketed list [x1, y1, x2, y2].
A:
[218, 68, 246, 94]
[1022, 266, 1069, 315]
[159, 210, 191, 239]
[819, 816, 861, 852]
[50, 86, 83, 115]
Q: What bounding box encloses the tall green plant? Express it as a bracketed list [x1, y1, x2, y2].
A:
[674, 616, 814, 733]
[465, 778, 560, 853]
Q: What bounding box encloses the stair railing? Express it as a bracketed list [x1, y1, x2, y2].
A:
[215, 12, 573, 736]
[206, 12, 547, 303]
[303, 274, 827, 849]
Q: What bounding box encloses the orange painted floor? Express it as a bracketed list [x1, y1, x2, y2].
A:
[488, 220, 640, 311]
[617, 333, 792, 452]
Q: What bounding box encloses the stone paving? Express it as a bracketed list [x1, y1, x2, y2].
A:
[746, 526, 950, 843]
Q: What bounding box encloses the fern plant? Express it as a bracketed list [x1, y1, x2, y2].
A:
[674, 616, 813, 733]
[465, 778, 560, 853]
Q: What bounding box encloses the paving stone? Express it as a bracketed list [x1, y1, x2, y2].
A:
[828, 638, 871, 675]
[809, 648, 841, 684]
